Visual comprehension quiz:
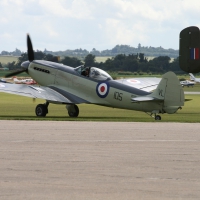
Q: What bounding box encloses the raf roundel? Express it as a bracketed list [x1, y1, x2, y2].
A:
[96, 82, 109, 98]
[127, 79, 141, 84]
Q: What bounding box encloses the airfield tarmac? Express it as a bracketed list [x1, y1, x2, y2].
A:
[0, 121, 199, 200]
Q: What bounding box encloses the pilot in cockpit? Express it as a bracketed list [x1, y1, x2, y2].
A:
[81, 67, 90, 77]
[76, 65, 112, 81]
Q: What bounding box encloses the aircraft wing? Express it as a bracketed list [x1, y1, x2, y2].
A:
[115, 77, 161, 92]
[0, 83, 88, 104]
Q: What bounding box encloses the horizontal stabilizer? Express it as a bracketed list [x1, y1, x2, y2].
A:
[131, 96, 163, 102]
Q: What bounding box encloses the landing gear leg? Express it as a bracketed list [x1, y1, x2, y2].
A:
[66, 104, 79, 117]
[35, 102, 49, 117]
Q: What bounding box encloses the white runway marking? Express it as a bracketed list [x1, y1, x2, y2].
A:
[8, 139, 198, 143]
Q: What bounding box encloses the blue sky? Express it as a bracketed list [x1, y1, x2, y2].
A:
[0, 0, 200, 52]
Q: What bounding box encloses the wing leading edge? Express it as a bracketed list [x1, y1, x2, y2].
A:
[0, 83, 88, 104]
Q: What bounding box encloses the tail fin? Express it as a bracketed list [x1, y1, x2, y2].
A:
[189, 73, 195, 81]
[151, 71, 184, 108]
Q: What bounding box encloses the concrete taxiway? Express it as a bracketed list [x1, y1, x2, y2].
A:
[0, 121, 200, 200]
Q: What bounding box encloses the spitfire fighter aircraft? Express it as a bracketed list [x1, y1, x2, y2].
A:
[0, 35, 184, 120]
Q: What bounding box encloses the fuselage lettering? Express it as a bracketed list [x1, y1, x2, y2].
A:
[158, 89, 164, 97]
[114, 92, 123, 101]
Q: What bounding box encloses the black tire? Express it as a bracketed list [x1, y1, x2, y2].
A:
[155, 115, 161, 120]
[68, 105, 79, 117]
[35, 104, 48, 117]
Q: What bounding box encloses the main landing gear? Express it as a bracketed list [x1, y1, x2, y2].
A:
[66, 104, 79, 117]
[35, 102, 49, 117]
[35, 102, 80, 118]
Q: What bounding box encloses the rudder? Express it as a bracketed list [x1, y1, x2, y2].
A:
[151, 71, 184, 113]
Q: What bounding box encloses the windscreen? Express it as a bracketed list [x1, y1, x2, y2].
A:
[75, 66, 112, 80]
[89, 67, 112, 80]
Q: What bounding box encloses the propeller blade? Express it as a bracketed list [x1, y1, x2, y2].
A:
[5, 35, 33, 78]
[4, 69, 27, 78]
[27, 34, 34, 61]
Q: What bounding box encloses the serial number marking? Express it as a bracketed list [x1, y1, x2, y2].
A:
[114, 92, 123, 101]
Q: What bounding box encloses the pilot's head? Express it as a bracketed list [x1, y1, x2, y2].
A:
[85, 68, 89, 75]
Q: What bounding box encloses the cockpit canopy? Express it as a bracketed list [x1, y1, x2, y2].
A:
[75, 65, 113, 81]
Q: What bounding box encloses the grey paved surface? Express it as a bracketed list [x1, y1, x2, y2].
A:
[0, 121, 200, 200]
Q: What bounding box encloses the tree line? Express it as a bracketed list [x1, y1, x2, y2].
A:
[1, 51, 183, 74]
[1, 44, 178, 58]
[84, 53, 182, 74]
[43, 44, 179, 58]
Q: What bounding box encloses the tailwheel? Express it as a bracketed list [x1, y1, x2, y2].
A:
[155, 115, 161, 120]
[35, 103, 48, 117]
[66, 104, 79, 117]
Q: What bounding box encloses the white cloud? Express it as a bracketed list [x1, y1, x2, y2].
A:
[39, 0, 69, 17]
[39, 0, 93, 19]
[44, 24, 59, 37]
[1, 0, 200, 51]
[105, 18, 147, 46]
[0, 17, 8, 23]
